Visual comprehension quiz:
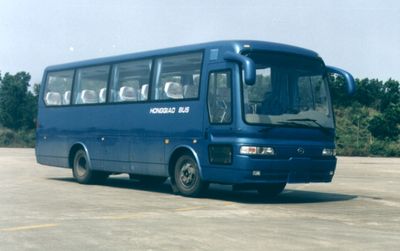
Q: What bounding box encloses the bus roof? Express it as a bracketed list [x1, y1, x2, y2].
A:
[44, 40, 320, 73]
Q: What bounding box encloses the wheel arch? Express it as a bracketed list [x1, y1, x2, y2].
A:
[168, 145, 203, 182]
[68, 142, 92, 169]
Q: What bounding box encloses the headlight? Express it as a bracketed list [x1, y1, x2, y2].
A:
[240, 146, 275, 156]
[322, 148, 336, 156]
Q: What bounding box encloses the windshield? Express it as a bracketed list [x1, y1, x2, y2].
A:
[242, 52, 334, 129]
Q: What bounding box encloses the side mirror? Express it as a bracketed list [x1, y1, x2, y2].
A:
[326, 66, 356, 95]
[224, 52, 256, 85]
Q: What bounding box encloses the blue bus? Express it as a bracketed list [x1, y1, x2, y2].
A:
[36, 40, 355, 197]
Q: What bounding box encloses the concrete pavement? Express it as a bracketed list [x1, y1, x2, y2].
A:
[0, 148, 399, 250]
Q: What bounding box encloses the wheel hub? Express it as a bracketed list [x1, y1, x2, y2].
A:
[76, 156, 87, 177]
[180, 162, 196, 187]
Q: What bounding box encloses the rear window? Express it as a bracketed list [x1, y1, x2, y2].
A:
[44, 70, 74, 106]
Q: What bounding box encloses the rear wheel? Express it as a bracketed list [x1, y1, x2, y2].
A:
[72, 149, 108, 184]
[257, 183, 286, 197]
[174, 154, 208, 197]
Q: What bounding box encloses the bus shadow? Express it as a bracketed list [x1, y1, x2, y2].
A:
[48, 177, 358, 204]
[204, 185, 358, 204]
[48, 176, 174, 195]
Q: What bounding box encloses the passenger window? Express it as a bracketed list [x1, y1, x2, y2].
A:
[44, 70, 74, 106]
[152, 52, 202, 101]
[73, 65, 110, 105]
[208, 71, 232, 124]
[110, 59, 152, 103]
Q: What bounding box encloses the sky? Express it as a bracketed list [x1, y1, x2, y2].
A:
[0, 0, 399, 85]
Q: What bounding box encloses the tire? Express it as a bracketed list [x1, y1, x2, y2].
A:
[174, 154, 208, 197]
[72, 149, 108, 184]
[129, 174, 167, 185]
[257, 183, 286, 197]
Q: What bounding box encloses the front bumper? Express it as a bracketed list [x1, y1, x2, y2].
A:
[201, 156, 337, 184]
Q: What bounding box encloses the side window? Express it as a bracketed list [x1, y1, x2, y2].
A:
[72, 65, 110, 105]
[44, 70, 74, 106]
[110, 59, 152, 103]
[208, 71, 232, 124]
[152, 52, 202, 101]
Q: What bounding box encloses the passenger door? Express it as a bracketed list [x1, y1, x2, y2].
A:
[205, 64, 236, 165]
[207, 69, 233, 125]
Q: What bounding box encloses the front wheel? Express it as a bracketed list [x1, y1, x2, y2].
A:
[257, 183, 286, 197]
[72, 149, 108, 184]
[174, 155, 208, 197]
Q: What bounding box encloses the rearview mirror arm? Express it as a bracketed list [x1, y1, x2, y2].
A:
[326, 65, 356, 95]
[224, 52, 256, 85]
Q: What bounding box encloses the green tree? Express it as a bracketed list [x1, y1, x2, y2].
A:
[353, 78, 383, 109]
[380, 79, 399, 112]
[368, 103, 400, 140]
[0, 72, 36, 130]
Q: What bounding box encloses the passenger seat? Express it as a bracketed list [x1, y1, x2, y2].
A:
[80, 90, 98, 104]
[119, 86, 137, 101]
[164, 82, 183, 99]
[45, 92, 62, 105]
[99, 88, 107, 103]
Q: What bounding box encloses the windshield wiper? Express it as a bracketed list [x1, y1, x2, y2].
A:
[258, 124, 279, 133]
[278, 118, 332, 134]
[287, 118, 325, 128]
